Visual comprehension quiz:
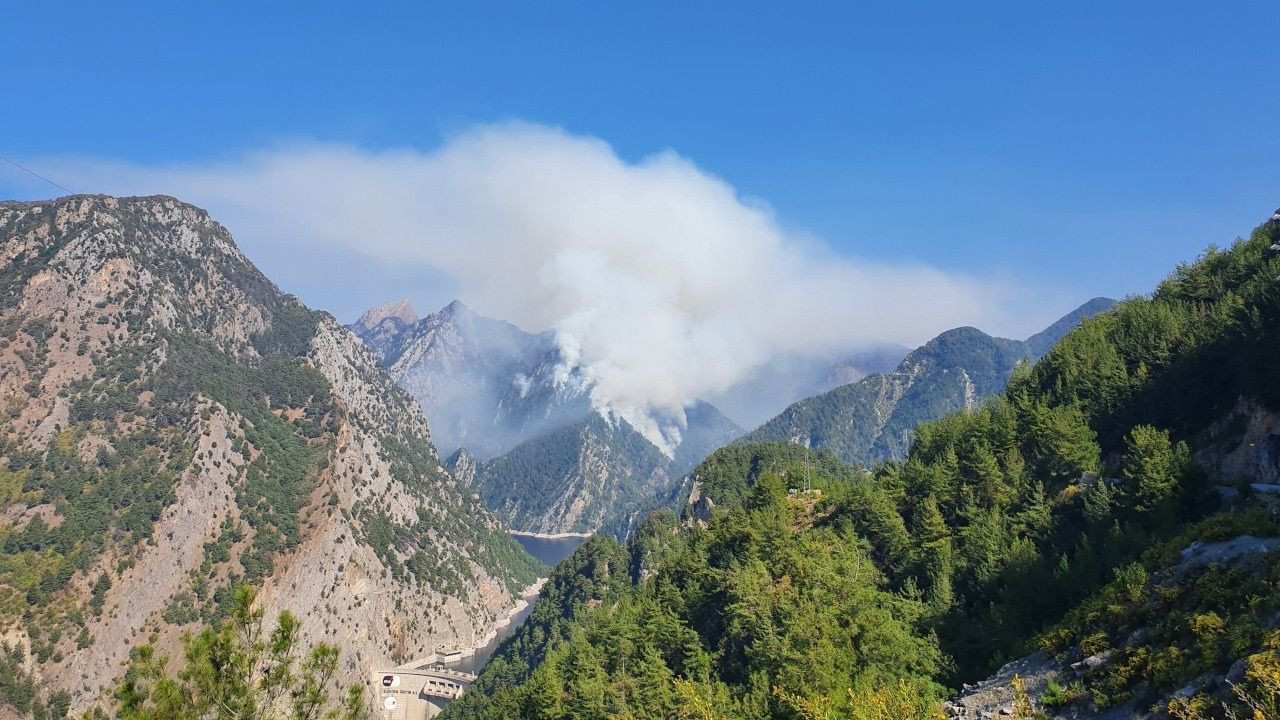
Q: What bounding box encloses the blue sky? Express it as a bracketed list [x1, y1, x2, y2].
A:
[4, 1, 1279, 330]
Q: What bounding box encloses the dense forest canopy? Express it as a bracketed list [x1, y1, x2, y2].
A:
[441, 215, 1280, 719]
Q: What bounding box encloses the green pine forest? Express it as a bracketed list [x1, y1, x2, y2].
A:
[436, 215, 1280, 718]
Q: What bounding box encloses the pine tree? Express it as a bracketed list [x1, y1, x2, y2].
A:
[1013, 481, 1052, 542]
[1122, 425, 1179, 513]
[748, 471, 787, 511]
[963, 440, 1008, 509]
[1082, 479, 1114, 525]
[1029, 403, 1101, 480]
[112, 587, 365, 720]
[914, 496, 954, 609]
[1002, 447, 1028, 494]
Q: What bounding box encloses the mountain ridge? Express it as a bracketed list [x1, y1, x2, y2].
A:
[739, 296, 1118, 466]
[458, 399, 742, 536]
[351, 298, 585, 460]
[0, 195, 540, 713]
[438, 210, 1280, 720]
[352, 299, 743, 536]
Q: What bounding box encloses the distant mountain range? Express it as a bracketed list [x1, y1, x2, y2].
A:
[704, 343, 910, 429]
[739, 297, 1118, 466]
[350, 300, 742, 535]
[352, 297, 1115, 536]
[352, 298, 588, 460]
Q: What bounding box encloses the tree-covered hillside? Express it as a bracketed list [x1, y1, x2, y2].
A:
[446, 462, 946, 720]
[471, 413, 673, 535]
[467, 402, 742, 537]
[441, 212, 1280, 719]
[740, 298, 1117, 468]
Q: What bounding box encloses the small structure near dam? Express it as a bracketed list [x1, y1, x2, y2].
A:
[370, 581, 548, 717]
[371, 655, 478, 719]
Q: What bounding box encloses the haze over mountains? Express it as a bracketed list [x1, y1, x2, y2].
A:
[352, 298, 587, 460]
[350, 299, 743, 535]
[441, 209, 1280, 720]
[742, 297, 1118, 467]
[54, 124, 1030, 432]
[351, 295, 1115, 536]
[704, 343, 911, 429]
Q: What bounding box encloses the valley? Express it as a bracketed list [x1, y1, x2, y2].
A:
[431, 208, 1280, 720]
[4, 8, 1275, 719]
[4, 196, 1278, 720]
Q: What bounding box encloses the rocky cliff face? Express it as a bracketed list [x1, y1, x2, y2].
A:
[740, 298, 1117, 467]
[460, 402, 740, 537]
[1195, 398, 1280, 489]
[0, 196, 540, 713]
[354, 299, 743, 537]
[348, 298, 420, 359]
[352, 299, 589, 460]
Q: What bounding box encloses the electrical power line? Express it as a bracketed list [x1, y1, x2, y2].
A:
[424, 364, 494, 398]
[0, 154, 75, 195]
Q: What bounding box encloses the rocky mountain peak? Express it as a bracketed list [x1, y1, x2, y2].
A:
[741, 297, 1119, 466]
[0, 196, 540, 713]
[439, 298, 475, 319]
[350, 298, 582, 459]
[444, 447, 478, 486]
[352, 297, 418, 334]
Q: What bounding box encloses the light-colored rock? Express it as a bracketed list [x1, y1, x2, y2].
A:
[0, 196, 537, 715]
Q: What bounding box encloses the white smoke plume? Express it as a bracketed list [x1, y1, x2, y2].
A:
[34, 122, 1016, 448]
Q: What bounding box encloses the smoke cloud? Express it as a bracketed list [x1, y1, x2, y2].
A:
[36, 122, 1017, 446]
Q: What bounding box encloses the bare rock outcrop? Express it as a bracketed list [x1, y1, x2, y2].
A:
[0, 196, 540, 714]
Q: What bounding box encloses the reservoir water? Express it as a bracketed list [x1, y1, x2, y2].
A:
[512, 533, 591, 566]
[438, 532, 590, 675]
[442, 596, 539, 675]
